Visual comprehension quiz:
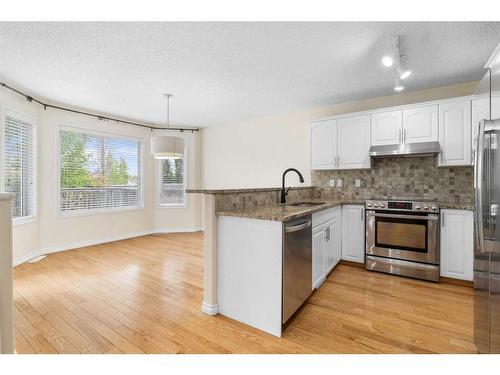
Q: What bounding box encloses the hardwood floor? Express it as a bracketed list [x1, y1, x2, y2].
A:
[13, 232, 477, 354]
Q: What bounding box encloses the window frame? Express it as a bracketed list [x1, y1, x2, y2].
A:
[56, 125, 145, 217]
[1, 106, 37, 225]
[156, 140, 188, 208]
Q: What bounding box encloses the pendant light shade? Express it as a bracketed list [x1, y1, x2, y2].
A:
[151, 93, 184, 159]
[151, 135, 184, 159]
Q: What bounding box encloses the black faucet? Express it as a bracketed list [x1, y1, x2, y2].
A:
[281, 168, 304, 204]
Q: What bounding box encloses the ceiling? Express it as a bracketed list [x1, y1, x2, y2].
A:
[1, 22, 499, 128]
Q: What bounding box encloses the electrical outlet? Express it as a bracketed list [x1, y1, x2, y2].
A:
[329, 179, 335, 187]
[355, 179, 361, 188]
[337, 179, 342, 188]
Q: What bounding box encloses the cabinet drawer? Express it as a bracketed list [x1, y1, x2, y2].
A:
[313, 206, 340, 228]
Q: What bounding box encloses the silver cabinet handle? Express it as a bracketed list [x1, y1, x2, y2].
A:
[399, 129, 402, 144]
[441, 212, 445, 227]
[403, 128, 407, 143]
[361, 208, 364, 221]
[475, 120, 486, 253]
[372, 212, 438, 221]
[285, 220, 312, 233]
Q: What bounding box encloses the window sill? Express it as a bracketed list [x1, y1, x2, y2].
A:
[157, 203, 188, 209]
[57, 205, 147, 219]
[13, 216, 37, 227]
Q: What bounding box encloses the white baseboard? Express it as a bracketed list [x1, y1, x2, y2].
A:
[154, 227, 203, 234]
[201, 301, 219, 315]
[13, 227, 202, 266]
[13, 249, 42, 267]
[39, 230, 154, 256]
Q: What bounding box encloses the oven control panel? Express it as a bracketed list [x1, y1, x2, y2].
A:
[365, 200, 439, 212]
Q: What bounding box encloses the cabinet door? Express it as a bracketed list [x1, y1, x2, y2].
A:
[312, 225, 325, 289]
[332, 207, 342, 265]
[402, 105, 438, 143]
[324, 219, 336, 274]
[438, 100, 472, 166]
[341, 205, 365, 263]
[440, 210, 473, 281]
[371, 110, 402, 146]
[311, 120, 337, 170]
[337, 115, 371, 169]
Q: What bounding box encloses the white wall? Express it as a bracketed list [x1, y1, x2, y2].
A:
[201, 81, 478, 189]
[0, 89, 202, 265]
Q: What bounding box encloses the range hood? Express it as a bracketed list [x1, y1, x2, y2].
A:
[369, 141, 441, 158]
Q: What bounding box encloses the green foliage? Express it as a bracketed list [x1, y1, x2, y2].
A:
[60, 132, 130, 188]
[60, 132, 94, 188]
[162, 158, 183, 183]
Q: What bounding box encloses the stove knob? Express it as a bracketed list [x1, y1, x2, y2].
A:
[415, 205, 421, 210]
[431, 206, 438, 211]
[379, 203, 386, 208]
[367, 203, 372, 208]
[373, 203, 379, 208]
[423, 206, 429, 210]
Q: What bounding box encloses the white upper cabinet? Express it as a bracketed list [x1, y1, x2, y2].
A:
[310, 120, 337, 170]
[402, 105, 438, 143]
[438, 99, 472, 166]
[337, 115, 371, 169]
[371, 110, 403, 146]
[472, 98, 489, 151]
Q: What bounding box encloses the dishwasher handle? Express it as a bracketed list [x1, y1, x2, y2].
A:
[285, 220, 312, 233]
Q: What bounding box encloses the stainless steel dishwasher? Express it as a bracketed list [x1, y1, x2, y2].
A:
[282, 214, 312, 324]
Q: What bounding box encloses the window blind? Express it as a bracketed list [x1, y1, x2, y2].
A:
[4, 112, 36, 219]
[59, 129, 142, 212]
[159, 157, 185, 205]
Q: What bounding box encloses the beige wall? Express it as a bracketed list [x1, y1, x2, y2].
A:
[201, 81, 478, 189]
[0, 89, 202, 264]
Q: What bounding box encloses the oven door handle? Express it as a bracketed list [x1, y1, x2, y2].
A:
[370, 212, 438, 221]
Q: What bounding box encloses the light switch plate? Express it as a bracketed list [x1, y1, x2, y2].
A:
[329, 179, 335, 187]
[355, 179, 361, 188]
[337, 179, 342, 187]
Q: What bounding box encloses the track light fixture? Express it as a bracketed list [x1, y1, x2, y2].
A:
[382, 36, 412, 92]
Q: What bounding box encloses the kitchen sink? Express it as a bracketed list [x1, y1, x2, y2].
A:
[287, 201, 326, 208]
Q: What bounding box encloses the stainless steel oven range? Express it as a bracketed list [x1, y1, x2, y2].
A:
[365, 199, 440, 282]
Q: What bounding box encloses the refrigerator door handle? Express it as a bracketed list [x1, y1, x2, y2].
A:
[475, 120, 486, 253]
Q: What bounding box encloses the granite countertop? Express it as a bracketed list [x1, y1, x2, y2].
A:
[186, 186, 314, 194]
[217, 199, 364, 221]
[216, 198, 475, 221]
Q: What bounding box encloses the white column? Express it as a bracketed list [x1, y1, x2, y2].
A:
[201, 194, 219, 315]
[0, 193, 14, 354]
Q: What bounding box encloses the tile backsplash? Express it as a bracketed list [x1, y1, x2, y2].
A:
[312, 156, 474, 208]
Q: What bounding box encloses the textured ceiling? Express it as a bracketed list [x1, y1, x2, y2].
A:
[0, 22, 499, 127]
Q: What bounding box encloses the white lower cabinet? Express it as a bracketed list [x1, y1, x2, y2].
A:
[341, 205, 365, 263]
[312, 207, 342, 289]
[440, 209, 474, 281]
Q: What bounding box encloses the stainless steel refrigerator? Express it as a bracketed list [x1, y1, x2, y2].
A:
[474, 48, 500, 354]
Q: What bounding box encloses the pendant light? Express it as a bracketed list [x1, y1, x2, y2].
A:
[151, 93, 185, 159]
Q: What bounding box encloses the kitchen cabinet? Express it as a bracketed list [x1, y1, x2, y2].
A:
[341, 205, 365, 263]
[312, 225, 326, 289]
[402, 105, 438, 143]
[438, 99, 472, 166]
[371, 110, 403, 146]
[312, 206, 342, 289]
[337, 115, 371, 169]
[310, 115, 370, 170]
[440, 209, 473, 281]
[472, 96, 500, 150]
[310, 120, 337, 170]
